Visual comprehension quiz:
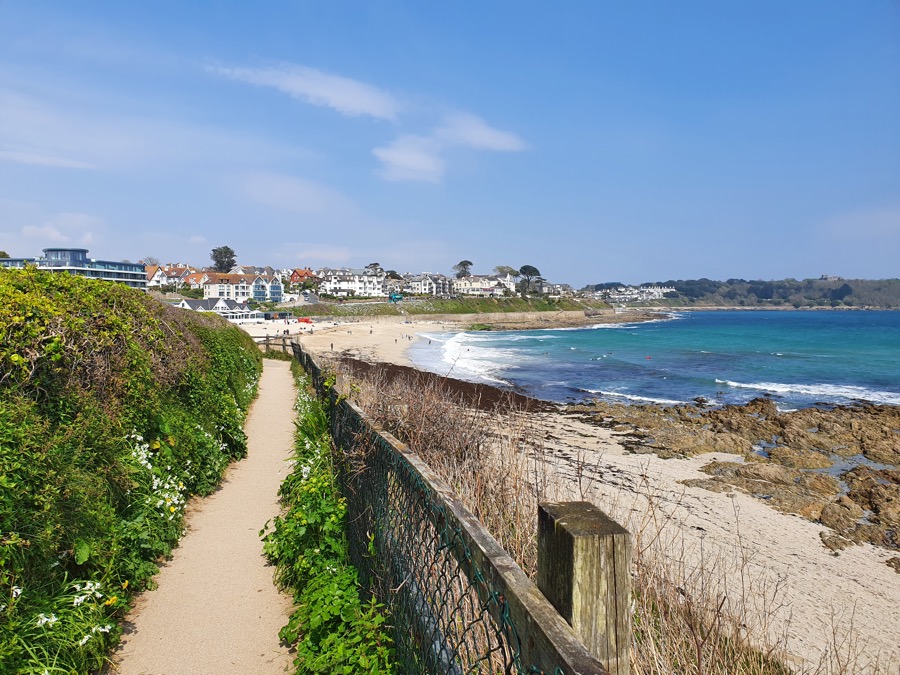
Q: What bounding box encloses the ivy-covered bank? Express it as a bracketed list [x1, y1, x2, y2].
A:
[0, 268, 262, 673]
[262, 363, 393, 674]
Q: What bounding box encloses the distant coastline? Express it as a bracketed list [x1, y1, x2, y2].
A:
[626, 304, 899, 312]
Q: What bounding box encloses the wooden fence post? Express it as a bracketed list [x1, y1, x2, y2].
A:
[537, 501, 631, 675]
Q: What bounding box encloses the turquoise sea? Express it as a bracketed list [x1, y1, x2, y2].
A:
[408, 311, 900, 409]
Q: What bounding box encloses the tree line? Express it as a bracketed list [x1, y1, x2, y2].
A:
[453, 260, 543, 297]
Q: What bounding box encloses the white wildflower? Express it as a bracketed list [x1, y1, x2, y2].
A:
[36, 613, 58, 626]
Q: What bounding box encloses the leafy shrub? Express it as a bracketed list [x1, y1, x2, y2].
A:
[261, 364, 393, 674]
[0, 268, 262, 673]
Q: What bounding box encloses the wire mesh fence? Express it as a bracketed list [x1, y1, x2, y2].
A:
[290, 341, 605, 675]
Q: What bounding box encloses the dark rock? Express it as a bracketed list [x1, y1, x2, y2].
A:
[820, 496, 864, 532]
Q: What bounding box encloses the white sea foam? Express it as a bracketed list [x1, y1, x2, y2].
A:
[433, 333, 515, 385]
[580, 388, 684, 406]
[715, 379, 900, 405]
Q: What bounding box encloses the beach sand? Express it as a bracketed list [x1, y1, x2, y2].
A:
[240, 317, 900, 670]
[241, 316, 430, 366]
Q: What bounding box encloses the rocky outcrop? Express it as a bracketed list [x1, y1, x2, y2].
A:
[567, 397, 900, 551]
[682, 461, 840, 522]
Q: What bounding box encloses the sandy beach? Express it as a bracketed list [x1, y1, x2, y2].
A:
[241, 315, 450, 366]
[240, 317, 900, 670]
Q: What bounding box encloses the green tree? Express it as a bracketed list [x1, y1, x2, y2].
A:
[830, 283, 853, 301]
[493, 265, 517, 277]
[0, 250, 10, 259]
[518, 265, 541, 297]
[453, 260, 473, 279]
[211, 246, 237, 273]
[385, 269, 402, 280]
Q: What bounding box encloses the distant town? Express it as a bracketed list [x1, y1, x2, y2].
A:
[2, 247, 898, 319]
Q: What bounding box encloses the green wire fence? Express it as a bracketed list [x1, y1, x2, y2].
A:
[291, 341, 606, 675]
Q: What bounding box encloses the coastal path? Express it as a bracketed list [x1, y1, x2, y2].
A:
[110, 360, 296, 674]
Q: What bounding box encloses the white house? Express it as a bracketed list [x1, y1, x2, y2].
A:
[200, 273, 283, 303]
[316, 267, 387, 297]
[452, 275, 508, 297]
[146, 265, 197, 289]
[404, 273, 453, 296]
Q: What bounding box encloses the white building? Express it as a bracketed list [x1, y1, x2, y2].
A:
[607, 285, 676, 302]
[176, 298, 262, 322]
[200, 273, 283, 303]
[404, 273, 453, 296]
[452, 275, 509, 297]
[316, 267, 387, 297]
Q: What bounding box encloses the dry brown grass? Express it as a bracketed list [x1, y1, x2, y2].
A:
[328, 360, 887, 674]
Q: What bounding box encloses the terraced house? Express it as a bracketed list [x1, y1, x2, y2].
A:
[315, 266, 386, 297]
[200, 273, 283, 303]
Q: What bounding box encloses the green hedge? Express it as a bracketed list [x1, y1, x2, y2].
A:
[0, 268, 262, 673]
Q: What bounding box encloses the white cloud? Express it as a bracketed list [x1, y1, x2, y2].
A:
[188, 235, 208, 245]
[211, 64, 398, 120]
[21, 224, 69, 242]
[20, 212, 101, 246]
[241, 172, 356, 215]
[436, 113, 527, 151]
[0, 149, 96, 169]
[372, 135, 444, 183]
[373, 113, 526, 183]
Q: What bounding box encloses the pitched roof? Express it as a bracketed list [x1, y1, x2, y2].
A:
[180, 298, 250, 311]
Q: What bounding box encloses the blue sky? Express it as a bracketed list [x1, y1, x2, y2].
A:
[1, 2, 898, 286]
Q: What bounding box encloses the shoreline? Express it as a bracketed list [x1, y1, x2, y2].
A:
[240, 309, 663, 368]
[249, 318, 900, 670]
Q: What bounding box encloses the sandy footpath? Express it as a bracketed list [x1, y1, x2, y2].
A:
[110, 360, 296, 675]
[267, 320, 900, 671]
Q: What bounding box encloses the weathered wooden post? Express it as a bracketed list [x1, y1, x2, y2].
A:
[537, 501, 631, 675]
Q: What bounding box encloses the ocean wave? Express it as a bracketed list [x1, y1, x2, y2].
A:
[436, 334, 521, 385]
[579, 388, 684, 406]
[715, 379, 900, 405]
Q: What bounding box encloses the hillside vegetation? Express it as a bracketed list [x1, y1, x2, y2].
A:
[0, 268, 262, 673]
[587, 278, 900, 308]
[292, 296, 609, 317]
